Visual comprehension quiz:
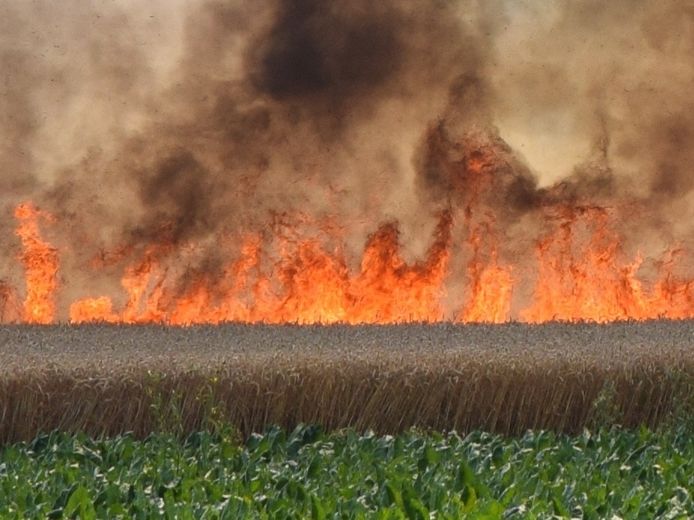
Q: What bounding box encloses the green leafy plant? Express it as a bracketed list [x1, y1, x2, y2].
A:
[0, 426, 692, 518]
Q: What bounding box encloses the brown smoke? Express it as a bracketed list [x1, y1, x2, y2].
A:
[1, 0, 692, 314]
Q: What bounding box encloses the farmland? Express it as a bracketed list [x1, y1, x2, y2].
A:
[0, 425, 692, 518]
[1, 321, 693, 442]
[1, 320, 693, 517]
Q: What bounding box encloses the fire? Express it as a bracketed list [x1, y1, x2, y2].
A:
[459, 249, 513, 324]
[13, 203, 59, 324]
[5, 201, 693, 325]
[112, 214, 451, 325]
[521, 207, 694, 323]
[69, 296, 119, 324]
[348, 213, 451, 323]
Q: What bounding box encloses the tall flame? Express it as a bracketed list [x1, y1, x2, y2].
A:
[521, 207, 694, 323]
[14, 203, 59, 324]
[458, 238, 513, 324]
[7, 201, 694, 325]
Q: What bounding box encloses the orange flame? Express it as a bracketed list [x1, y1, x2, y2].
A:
[7, 202, 694, 325]
[14, 202, 59, 324]
[69, 296, 119, 324]
[458, 227, 513, 324]
[521, 207, 693, 322]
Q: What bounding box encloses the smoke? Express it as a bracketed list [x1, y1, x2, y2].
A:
[492, 1, 694, 201]
[1, 0, 693, 315]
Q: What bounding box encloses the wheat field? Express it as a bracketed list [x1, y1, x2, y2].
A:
[1, 321, 692, 443]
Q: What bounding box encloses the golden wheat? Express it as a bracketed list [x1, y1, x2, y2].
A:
[0, 322, 692, 443]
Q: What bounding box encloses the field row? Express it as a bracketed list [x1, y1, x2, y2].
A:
[1, 322, 693, 442]
[1, 426, 692, 518]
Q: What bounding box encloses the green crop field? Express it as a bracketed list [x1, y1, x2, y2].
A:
[1, 425, 692, 519]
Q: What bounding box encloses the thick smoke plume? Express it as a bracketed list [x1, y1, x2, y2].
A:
[0, 0, 692, 319]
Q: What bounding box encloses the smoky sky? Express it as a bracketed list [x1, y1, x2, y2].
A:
[0, 0, 693, 300]
[251, 0, 403, 101]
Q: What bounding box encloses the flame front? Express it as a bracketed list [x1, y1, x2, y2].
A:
[5, 200, 691, 325]
[521, 207, 693, 323]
